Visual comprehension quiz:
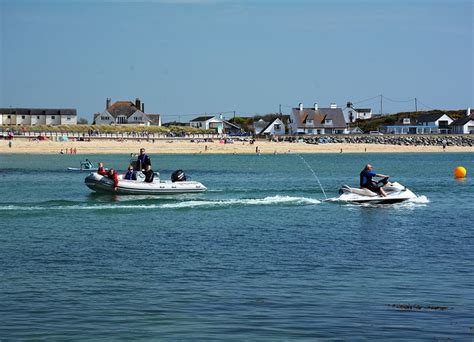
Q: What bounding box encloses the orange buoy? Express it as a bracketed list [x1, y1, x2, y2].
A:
[454, 166, 467, 178]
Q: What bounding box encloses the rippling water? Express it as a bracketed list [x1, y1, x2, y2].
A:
[1, 153, 473, 340]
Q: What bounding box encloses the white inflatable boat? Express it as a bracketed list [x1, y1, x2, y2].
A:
[337, 181, 417, 204]
[84, 171, 207, 195]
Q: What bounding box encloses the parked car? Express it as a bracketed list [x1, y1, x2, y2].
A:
[369, 131, 384, 135]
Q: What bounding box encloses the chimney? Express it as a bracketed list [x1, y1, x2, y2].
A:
[314, 103, 318, 110]
[141, 103, 145, 113]
[135, 98, 141, 110]
[330, 103, 337, 109]
[299, 103, 304, 111]
[106, 97, 111, 109]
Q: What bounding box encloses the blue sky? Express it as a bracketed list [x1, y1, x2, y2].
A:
[1, 0, 472, 122]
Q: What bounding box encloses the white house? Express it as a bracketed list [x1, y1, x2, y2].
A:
[93, 98, 161, 126]
[257, 118, 286, 136]
[343, 107, 373, 123]
[189, 115, 242, 134]
[0, 108, 77, 126]
[189, 116, 222, 129]
[450, 108, 474, 134]
[289, 103, 348, 135]
[416, 113, 453, 134]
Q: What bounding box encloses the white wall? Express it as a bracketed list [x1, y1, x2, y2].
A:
[128, 110, 148, 124]
[94, 110, 115, 125]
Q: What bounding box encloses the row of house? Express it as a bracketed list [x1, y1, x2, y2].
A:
[1, 98, 473, 135]
[382, 111, 474, 135]
[0, 108, 77, 125]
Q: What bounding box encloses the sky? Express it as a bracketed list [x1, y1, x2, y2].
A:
[0, 0, 472, 122]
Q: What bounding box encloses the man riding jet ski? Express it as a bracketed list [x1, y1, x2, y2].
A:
[337, 164, 417, 204]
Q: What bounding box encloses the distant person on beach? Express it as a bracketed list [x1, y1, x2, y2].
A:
[107, 169, 119, 191]
[8, 141, 12, 148]
[97, 162, 107, 176]
[124, 165, 137, 180]
[143, 164, 154, 183]
[137, 148, 151, 171]
[360, 164, 390, 197]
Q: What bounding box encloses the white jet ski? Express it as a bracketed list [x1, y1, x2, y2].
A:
[337, 181, 416, 204]
[84, 169, 207, 195]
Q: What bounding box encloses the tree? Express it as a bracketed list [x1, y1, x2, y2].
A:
[78, 117, 88, 124]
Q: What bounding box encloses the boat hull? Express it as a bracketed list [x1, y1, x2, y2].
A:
[85, 173, 207, 195]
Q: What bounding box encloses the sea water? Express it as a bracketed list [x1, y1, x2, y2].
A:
[0, 153, 473, 340]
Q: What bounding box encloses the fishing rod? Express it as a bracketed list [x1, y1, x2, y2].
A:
[298, 154, 328, 200]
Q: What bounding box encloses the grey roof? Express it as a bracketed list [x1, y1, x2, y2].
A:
[254, 119, 268, 130]
[450, 115, 474, 126]
[190, 116, 215, 122]
[223, 120, 241, 130]
[354, 108, 371, 113]
[416, 113, 449, 123]
[0, 108, 77, 115]
[291, 107, 346, 128]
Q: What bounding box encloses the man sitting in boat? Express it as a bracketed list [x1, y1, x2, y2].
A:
[98, 162, 107, 176]
[137, 148, 151, 171]
[107, 168, 119, 191]
[124, 165, 137, 180]
[360, 164, 390, 197]
[144, 164, 155, 183]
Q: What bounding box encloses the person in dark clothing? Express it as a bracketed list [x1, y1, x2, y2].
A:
[137, 148, 151, 171]
[143, 164, 154, 183]
[97, 162, 107, 176]
[124, 165, 137, 180]
[360, 164, 389, 197]
[107, 168, 119, 191]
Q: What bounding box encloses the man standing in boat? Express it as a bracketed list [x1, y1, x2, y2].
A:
[136, 148, 151, 171]
[360, 164, 389, 197]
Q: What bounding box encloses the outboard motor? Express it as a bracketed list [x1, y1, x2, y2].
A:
[171, 169, 186, 182]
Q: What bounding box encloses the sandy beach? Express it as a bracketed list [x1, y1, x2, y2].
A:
[1, 138, 473, 154]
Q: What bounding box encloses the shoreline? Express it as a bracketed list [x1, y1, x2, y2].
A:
[1, 139, 473, 154]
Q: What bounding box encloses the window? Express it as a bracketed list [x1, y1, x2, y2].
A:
[37, 116, 40, 119]
[274, 124, 281, 130]
[306, 120, 313, 125]
[403, 118, 410, 124]
[7, 115, 11, 119]
[67, 117, 71, 121]
[324, 119, 333, 125]
[22, 116, 25, 119]
[51, 116, 56, 120]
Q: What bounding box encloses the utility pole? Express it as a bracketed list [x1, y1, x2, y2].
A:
[279, 104, 282, 116]
[380, 94, 383, 115]
[415, 98, 418, 112]
[233, 111, 236, 120]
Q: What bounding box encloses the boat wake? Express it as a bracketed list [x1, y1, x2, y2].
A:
[160, 195, 321, 209]
[0, 196, 321, 212]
